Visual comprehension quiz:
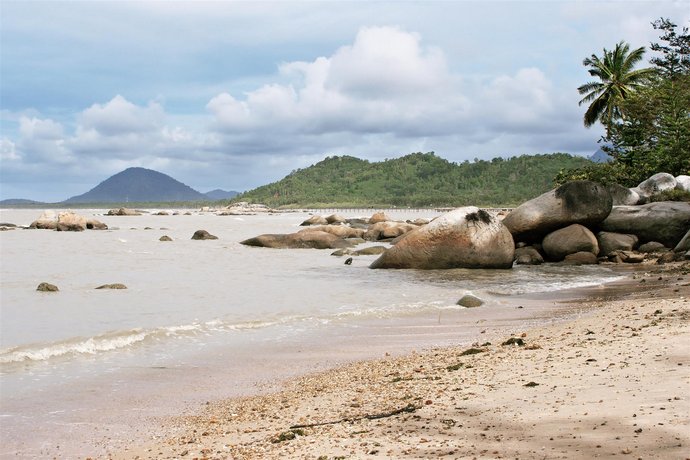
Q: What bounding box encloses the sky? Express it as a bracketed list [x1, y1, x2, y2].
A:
[1, 1, 688, 202]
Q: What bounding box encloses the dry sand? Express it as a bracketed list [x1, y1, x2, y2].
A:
[112, 263, 690, 460]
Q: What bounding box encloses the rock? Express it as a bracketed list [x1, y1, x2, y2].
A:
[502, 337, 525, 346]
[191, 230, 218, 240]
[219, 202, 276, 215]
[0, 222, 17, 228]
[637, 172, 677, 199]
[600, 201, 690, 248]
[408, 218, 430, 226]
[656, 252, 681, 264]
[107, 208, 141, 216]
[606, 183, 641, 205]
[674, 229, 690, 252]
[95, 283, 127, 289]
[457, 294, 484, 308]
[676, 175, 690, 192]
[345, 217, 370, 228]
[299, 225, 365, 239]
[30, 210, 58, 230]
[86, 218, 108, 230]
[596, 231, 639, 256]
[300, 215, 328, 226]
[56, 211, 87, 232]
[369, 212, 391, 224]
[344, 257, 353, 265]
[638, 241, 668, 253]
[363, 221, 417, 241]
[331, 248, 352, 256]
[155, 211, 169, 216]
[325, 214, 347, 225]
[352, 246, 388, 256]
[159, 235, 173, 241]
[616, 250, 645, 263]
[241, 231, 353, 249]
[502, 181, 612, 242]
[563, 251, 599, 265]
[370, 207, 514, 269]
[514, 246, 544, 265]
[36, 282, 59, 292]
[542, 224, 599, 261]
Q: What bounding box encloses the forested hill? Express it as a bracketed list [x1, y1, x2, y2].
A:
[232, 152, 593, 208]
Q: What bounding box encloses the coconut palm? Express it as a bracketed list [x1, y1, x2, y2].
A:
[578, 41, 655, 134]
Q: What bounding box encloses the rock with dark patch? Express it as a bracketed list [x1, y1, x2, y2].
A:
[159, 235, 173, 241]
[596, 231, 639, 256]
[56, 212, 87, 232]
[514, 246, 544, 265]
[600, 201, 690, 248]
[344, 257, 353, 265]
[36, 282, 59, 292]
[563, 251, 599, 265]
[606, 183, 641, 206]
[638, 241, 668, 253]
[86, 218, 108, 230]
[457, 294, 484, 308]
[370, 207, 514, 269]
[191, 230, 218, 240]
[542, 224, 599, 261]
[241, 231, 353, 249]
[95, 283, 127, 289]
[502, 181, 612, 242]
[300, 215, 328, 226]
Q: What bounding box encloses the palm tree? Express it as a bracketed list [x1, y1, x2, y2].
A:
[578, 41, 655, 134]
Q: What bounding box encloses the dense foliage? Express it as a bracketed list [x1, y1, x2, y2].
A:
[560, 18, 690, 186]
[229, 152, 592, 208]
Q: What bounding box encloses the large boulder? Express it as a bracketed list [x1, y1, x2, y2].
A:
[191, 229, 218, 240]
[369, 207, 514, 269]
[502, 181, 612, 242]
[600, 201, 690, 248]
[363, 221, 418, 241]
[29, 211, 58, 230]
[596, 231, 639, 256]
[56, 211, 87, 231]
[676, 175, 690, 192]
[563, 251, 598, 265]
[86, 218, 108, 230]
[514, 246, 544, 265]
[299, 225, 365, 239]
[542, 224, 599, 261]
[300, 215, 328, 226]
[606, 184, 641, 206]
[107, 208, 141, 216]
[636, 173, 677, 200]
[325, 214, 347, 225]
[369, 212, 391, 224]
[241, 231, 353, 249]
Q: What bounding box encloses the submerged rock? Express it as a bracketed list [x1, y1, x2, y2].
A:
[56, 211, 87, 232]
[241, 231, 353, 249]
[159, 235, 173, 241]
[95, 283, 127, 289]
[36, 282, 59, 292]
[191, 230, 218, 240]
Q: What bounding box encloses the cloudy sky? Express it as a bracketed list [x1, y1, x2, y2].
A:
[1, 1, 688, 202]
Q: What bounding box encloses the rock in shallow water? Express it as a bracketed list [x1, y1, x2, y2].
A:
[36, 282, 59, 292]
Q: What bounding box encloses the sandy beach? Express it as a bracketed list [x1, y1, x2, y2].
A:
[108, 261, 689, 460]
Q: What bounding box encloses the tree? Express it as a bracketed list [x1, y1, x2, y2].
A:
[577, 41, 655, 134]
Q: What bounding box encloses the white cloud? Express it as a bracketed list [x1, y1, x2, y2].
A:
[79, 95, 164, 136]
[0, 138, 19, 161]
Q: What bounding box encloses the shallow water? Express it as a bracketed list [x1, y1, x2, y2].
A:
[0, 208, 628, 457]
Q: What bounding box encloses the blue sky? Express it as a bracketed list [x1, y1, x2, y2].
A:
[1, 0, 688, 202]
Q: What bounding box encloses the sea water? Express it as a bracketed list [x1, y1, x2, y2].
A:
[0, 208, 627, 457]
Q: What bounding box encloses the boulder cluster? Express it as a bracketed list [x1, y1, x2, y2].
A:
[29, 211, 108, 231]
[241, 173, 690, 270]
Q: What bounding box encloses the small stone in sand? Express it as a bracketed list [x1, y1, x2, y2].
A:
[95, 284, 127, 290]
[36, 282, 59, 292]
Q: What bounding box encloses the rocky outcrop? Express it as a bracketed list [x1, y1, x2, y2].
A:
[29, 211, 58, 230]
[241, 231, 353, 249]
[86, 218, 108, 230]
[596, 231, 639, 256]
[56, 212, 87, 232]
[107, 208, 141, 216]
[218, 202, 277, 215]
[326, 214, 347, 225]
[370, 207, 514, 269]
[635, 173, 677, 202]
[369, 212, 391, 224]
[542, 224, 599, 261]
[600, 201, 690, 248]
[502, 181, 612, 242]
[191, 230, 218, 240]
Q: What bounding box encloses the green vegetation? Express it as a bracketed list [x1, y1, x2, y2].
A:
[560, 18, 690, 186]
[228, 152, 592, 208]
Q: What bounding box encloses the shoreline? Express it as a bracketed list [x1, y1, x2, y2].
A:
[111, 262, 690, 460]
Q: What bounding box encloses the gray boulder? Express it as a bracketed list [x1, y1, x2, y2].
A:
[542, 224, 599, 261]
[638, 241, 668, 253]
[637, 173, 677, 199]
[596, 231, 639, 256]
[457, 294, 484, 308]
[191, 230, 218, 240]
[676, 175, 690, 192]
[370, 207, 514, 269]
[600, 201, 690, 248]
[606, 184, 641, 206]
[241, 231, 353, 249]
[502, 181, 612, 242]
[514, 246, 544, 265]
[674, 229, 690, 252]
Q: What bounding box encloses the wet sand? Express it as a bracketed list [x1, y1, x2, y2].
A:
[112, 262, 690, 460]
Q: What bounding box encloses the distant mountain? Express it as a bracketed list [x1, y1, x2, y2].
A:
[590, 147, 613, 163]
[205, 189, 240, 200]
[63, 167, 208, 203]
[0, 198, 45, 206]
[234, 152, 594, 207]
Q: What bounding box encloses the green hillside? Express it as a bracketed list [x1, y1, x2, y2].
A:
[230, 152, 593, 208]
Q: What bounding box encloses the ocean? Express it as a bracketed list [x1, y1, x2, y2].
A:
[0, 208, 628, 458]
